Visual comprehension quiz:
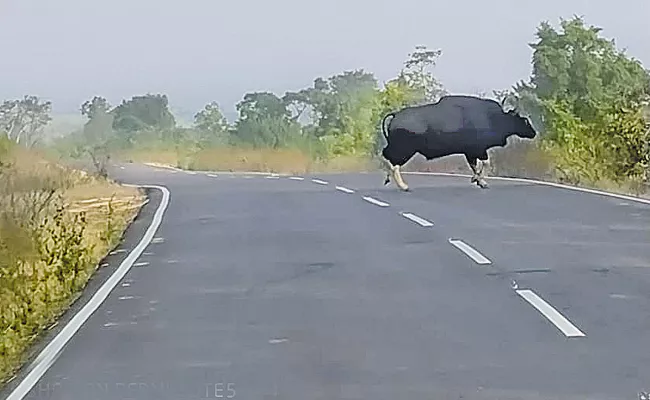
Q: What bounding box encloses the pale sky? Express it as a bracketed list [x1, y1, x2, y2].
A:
[1, 0, 648, 121]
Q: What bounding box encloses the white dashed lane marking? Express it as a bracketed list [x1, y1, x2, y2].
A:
[448, 239, 492, 265]
[289, 176, 305, 181]
[335, 186, 355, 194]
[400, 212, 433, 227]
[311, 179, 329, 185]
[109, 249, 128, 255]
[207, 174, 218, 178]
[516, 289, 586, 338]
[362, 196, 389, 207]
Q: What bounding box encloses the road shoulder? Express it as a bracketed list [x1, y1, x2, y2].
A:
[0, 187, 163, 399]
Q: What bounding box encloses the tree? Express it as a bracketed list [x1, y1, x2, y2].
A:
[231, 92, 303, 148]
[78, 97, 114, 177]
[81, 96, 111, 120]
[400, 45, 447, 104]
[530, 17, 649, 123]
[111, 94, 176, 133]
[194, 101, 230, 147]
[236, 92, 290, 122]
[281, 70, 382, 156]
[519, 16, 650, 186]
[0, 95, 52, 148]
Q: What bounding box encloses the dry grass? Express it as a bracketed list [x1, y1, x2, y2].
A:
[0, 140, 144, 386]
[117, 148, 185, 166]
[117, 146, 376, 174]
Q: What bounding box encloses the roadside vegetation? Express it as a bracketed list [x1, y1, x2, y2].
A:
[0, 14, 649, 389]
[0, 137, 144, 384]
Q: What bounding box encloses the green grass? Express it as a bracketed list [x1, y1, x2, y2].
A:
[0, 138, 145, 386]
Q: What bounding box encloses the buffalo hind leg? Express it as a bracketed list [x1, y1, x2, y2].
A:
[465, 155, 489, 189]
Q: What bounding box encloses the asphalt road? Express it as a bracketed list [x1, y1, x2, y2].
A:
[4, 163, 650, 400]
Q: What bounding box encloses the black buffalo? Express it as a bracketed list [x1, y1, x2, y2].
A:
[380, 95, 537, 190]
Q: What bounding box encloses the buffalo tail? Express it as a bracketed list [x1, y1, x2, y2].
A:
[381, 113, 395, 140]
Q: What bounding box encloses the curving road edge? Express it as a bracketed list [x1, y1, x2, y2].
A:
[5, 185, 171, 400]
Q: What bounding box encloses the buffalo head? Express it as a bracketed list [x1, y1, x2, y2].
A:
[506, 110, 537, 139]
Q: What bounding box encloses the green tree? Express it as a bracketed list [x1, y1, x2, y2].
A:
[194, 101, 230, 147]
[111, 94, 176, 133]
[283, 70, 381, 156]
[0, 95, 52, 148]
[400, 45, 447, 104]
[81, 96, 111, 120]
[515, 16, 650, 186]
[231, 92, 303, 148]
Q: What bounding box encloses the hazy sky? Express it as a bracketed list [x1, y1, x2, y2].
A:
[1, 0, 648, 120]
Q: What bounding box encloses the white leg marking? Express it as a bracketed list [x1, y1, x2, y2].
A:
[401, 212, 433, 227]
[6, 185, 171, 400]
[448, 239, 492, 265]
[391, 165, 409, 191]
[516, 289, 586, 338]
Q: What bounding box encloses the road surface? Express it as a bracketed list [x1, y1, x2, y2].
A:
[4, 162, 650, 400]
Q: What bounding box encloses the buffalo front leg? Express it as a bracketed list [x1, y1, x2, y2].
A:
[465, 155, 489, 189]
[478, 158, 490, 188]
[390, 164, 409, 191]
[381, 146, 411, 191]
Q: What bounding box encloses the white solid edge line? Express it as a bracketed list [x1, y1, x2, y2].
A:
[401, 212, 433, 227]
[403, 171, 650, 206]
[448, 239, 492, 265]
[362, 196, 390, 207]
[312, 179, 328, 185]
[335, 186, 355, 194]
[516, 289, 586, 338]
[6, 184, 171, 400]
